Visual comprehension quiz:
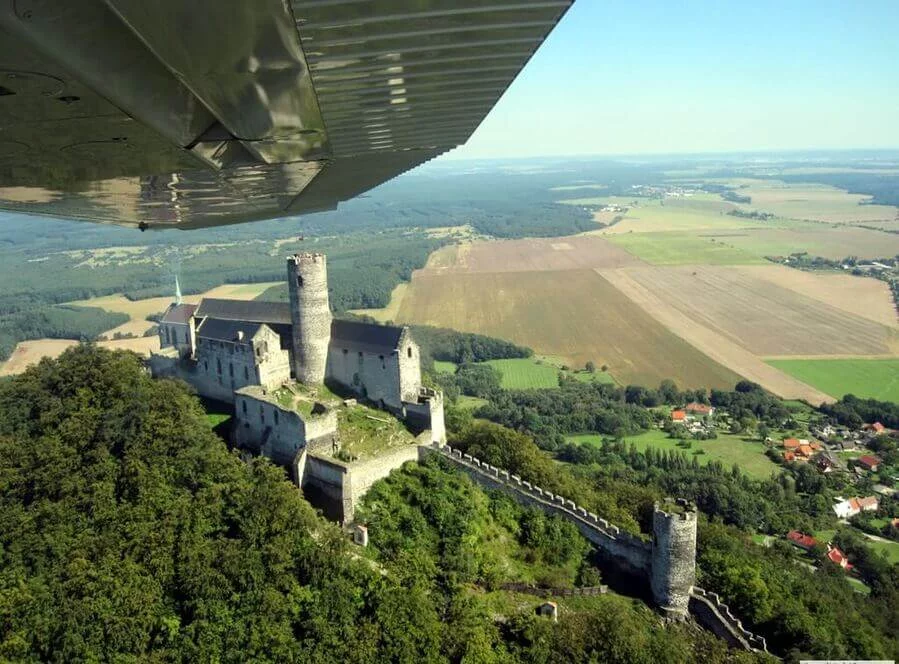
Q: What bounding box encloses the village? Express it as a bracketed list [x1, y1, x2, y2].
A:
[663, 400, 899, 586]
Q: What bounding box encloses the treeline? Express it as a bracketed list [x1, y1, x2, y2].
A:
[412, 325, 532, 365]
[700, 183, 752, 204]
[709, 380, 791, 424]
[0, 305, 128, 360]
[727, 209, 774, 220]
[820, 394, 899, 429]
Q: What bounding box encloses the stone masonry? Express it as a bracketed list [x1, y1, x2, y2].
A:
[651, 499, 698, 619]
[288, 253, 331, 385]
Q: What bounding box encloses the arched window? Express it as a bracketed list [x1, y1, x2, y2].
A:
[216, 358, 222, 374]
[296, 275, 304, 287]
[407, 347, 412, 358]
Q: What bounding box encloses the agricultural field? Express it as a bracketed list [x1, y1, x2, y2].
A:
[436, 357, 616, 390]
[0, 336, 161, 376]
[733, 181, 899, 224]
[395, 268, 742, 390]
[765, 358, 899, 402]
[700, 225, 899, 260]
[607, 265, 898, 357]
[567, 429, 779, 480]
[351, 283, 409, 323]
[606, 232, 767, 265]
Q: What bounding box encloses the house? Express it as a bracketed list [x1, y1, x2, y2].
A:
[671, 410, 686, 423]
[867, 422, 886, 435]
[684, 402, 714, 418]
[833, 496, 879, 518]
[784, 451, 796, 462]
[797, 444, 814, 458]
[782, 438, 801, 450]
[814, 451, 843, 474]
[825, 545, 852, 570]
[786, 530, 817, 551]
[856, 455, 881, 472]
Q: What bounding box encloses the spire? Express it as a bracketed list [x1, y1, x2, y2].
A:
[175, 274, 182, 305]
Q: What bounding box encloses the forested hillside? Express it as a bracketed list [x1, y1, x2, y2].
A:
[0, 346, 764, 662]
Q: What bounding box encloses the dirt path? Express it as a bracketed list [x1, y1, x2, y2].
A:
[597, 268, 835, 404]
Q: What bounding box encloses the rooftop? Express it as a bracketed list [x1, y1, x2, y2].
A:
[197, 318, 264, 343]
[161, 302, 197, 325]
[195, 298, 292, 325]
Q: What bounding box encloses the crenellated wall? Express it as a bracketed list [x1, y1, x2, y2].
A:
[690, 588, 769, 654]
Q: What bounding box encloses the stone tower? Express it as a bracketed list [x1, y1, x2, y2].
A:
[650, 498, 697, 619]
[287, 253, 331, 384]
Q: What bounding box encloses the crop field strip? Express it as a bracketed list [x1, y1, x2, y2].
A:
[765, 358, 899, 403]
[396, 268, 743, 390]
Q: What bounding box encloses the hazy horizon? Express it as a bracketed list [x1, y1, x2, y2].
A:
[442, 0, 899, 161]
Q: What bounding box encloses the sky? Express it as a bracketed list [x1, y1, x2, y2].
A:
[445, 0, 899, 159]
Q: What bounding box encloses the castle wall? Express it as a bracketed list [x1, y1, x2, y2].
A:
[689, 588, 769, 653]
[192, 327, 290, 403]
[404, 389, 446, 444]
[326, 346, 404, 411]
[288, 254, 331, 384]
[158, 321, 192, 358]
[234, 392, 338, 466]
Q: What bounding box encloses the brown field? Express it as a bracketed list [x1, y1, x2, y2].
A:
[736, 182, 898, 224]
[1, 336, 160, 376]
[737, 265, 897, 327]
[610, 266, 897, 357]
[395, 269, 742, 390]
[419, 235, 644, 274]
[598, 269, 835, 404]
[351, 283, 409, 323]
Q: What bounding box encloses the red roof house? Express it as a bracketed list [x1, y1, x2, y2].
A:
[787, 530, 817, 550]
[871, 422, 885, 434]
[857, 455, 881, 472]
[783, 438, 800, 450]
[685, 402, 714, 416]
[784, 451, 796, 462]
[671, 410, 686, 422]
[825, 545, 852, 570]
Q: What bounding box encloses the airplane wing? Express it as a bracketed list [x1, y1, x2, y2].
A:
[0, 1, 573, 229]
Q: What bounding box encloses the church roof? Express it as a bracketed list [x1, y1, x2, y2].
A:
[195, 298, 291, 325]
[331, 319, 405, 353]
[160, 302, 197, 325]
[196, 318, 264, 343]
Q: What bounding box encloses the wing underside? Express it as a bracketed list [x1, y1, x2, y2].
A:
[0, 1, 573, 228]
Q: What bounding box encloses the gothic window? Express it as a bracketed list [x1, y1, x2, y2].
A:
[204, 360, 208, 372]
[216, 358, 222, 374]
[296, 275, 304, 287]
[163, 327, 170, 344]
[358, 351, 363, 358]
[242, 401, 247, 414]
[229, 362, 234, 377]
[244, 366, 249, 381]
[274, 410, 279, 425]
[407, 347, 412, 358]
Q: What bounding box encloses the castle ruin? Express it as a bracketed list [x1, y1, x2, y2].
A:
[150, 253, 445, 521]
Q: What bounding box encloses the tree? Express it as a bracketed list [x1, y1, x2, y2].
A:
[585, 361, 596, 373]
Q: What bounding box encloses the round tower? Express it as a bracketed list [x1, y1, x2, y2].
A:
[650, 498, 697, 619]
[287, 253, 331, 384]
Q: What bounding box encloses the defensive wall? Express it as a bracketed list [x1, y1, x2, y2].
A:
[421, 443, 771, 654]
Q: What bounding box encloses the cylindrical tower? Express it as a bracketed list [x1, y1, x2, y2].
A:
[287, 253, 331, 384]
[650, 498, 697, 619]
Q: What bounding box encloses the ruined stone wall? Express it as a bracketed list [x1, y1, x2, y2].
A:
[288, 254, 331, 384]
[326, 346, 404, 411]
[651, 502, 697, 618]
[690, 588, 769, 654]
[191, 332, 290, 404]
[424, 445, 653, 575]
[234, 392, 338, 466]
[397, 330, 422, 402]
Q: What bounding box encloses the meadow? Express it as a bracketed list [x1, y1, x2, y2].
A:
[434, 357, 616, 389]
[765, 358, 899, 402]
[567, 428, 779, 480]
[606, 231, 767, 265]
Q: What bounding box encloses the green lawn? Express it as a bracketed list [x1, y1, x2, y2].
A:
[456, 395, 489, 410]
[766, 358, 899, 403]
[433, 360, 457, 374]
[606, 231, 767, 265]
[568, 429, 779, 480]
[434, 357, 615, 389]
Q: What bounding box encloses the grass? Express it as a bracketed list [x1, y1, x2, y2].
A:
[485, 358, 564, 389]
[567, 428, 779, 480]
[606, 232, 767, 265]
[337, 403, 415, 460]
[433, 360, 457, 374]
[766, 358, 899, 403]
[456, 395, 489, 410]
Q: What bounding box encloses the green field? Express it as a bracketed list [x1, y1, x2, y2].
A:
[568, 428, 779, 479]
[607, 231, 767, 265]
[433, 357, 616, 390]
[766, 358, 899, 402]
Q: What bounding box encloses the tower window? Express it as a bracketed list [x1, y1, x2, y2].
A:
[296, 275, 304, 287]
[342, 348, 348, 355]
[244, 366, 249, 381]
[407, 347, 412, 358]
[242, 401, 247, 414]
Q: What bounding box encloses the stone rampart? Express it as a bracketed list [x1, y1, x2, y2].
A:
[423, 445, 652, 575]
[690, 588, 769, 654]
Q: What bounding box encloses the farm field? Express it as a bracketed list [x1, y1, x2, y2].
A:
[434, 357, 616, 389]
[351, 283, 408, 323]
[395, 268, 742, 390]
[609, 265, 897, 357]
[606, 231, 767, 265]
[733, 182, 899, 224]
[765, 358, 899, 402]
[567, 429, 779, 480]
[701, 225, 899, 260]
[574, 198, 771, 234]
[0, 336, 161, 376]
[420, 235, 643, 274]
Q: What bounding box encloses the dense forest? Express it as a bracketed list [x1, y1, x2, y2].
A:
[1, 346, 769, 663]
[0, 305, 129, 360]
